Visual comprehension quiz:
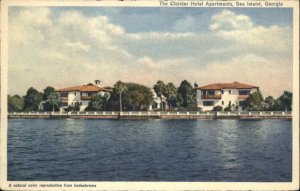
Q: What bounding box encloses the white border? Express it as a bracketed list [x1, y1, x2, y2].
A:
[1, 1, 299, 190]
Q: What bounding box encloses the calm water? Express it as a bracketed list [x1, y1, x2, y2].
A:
[8, 119, 292, 181]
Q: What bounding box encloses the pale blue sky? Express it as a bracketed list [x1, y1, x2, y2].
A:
[8, 7, 293, 97]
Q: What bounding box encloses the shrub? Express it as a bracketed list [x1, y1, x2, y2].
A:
[213, 106, 223, 111]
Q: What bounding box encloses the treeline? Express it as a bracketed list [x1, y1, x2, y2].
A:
[8, 80, 292, 112]
[86, 80, 198, 111]
[8, 80, 198, 112]
[8, 87, 60, 112]
[244, 91, 292, 111]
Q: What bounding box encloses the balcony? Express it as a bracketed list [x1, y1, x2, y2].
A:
[238, 95, 250, 100]
[81, 96, 92, 100]
[201, 94, 221, 99]
[60, 97, 68, 101]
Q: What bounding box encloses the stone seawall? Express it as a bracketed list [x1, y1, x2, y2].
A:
[8, 112, 292, 120]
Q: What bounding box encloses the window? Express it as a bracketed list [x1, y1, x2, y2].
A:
[75, 93, 77, 96]
[239, 101, 246, 106]
[208, 90, 215, 95]
[60, 92, 68, 97]
[239, 90, 251, 95]
[203, 101, 214, 106]
[222, 101, 224, 105]
[229, 101, 231, 105]
[61, 102, 68, 107]
[80, 102, 82, 106]
[221, 90, 224, 94]
[229, 90, 232, 94]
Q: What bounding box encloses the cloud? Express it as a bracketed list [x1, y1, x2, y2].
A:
[209, 10, 253, 31]
[8, 8, 293, 98]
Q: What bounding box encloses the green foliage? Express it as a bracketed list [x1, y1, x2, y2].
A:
[164, 82, 177, 109]
[47, 92, 60, 112]
[43, 86, 56, 101]
[108, 82, 153, 111]
[244, 91, 264, 111]
[8, 95, 24, 112]
[114, 81, 128, 112]
[213, 106, 223, 111]
[264, 96, 277, 111]
[86, 94, 109, 111]
[177, 80, 197, 108]
[23, 87, 43, 111]
[124, 82, 153, 111]
[74, 101, 80, 111]
[276, 91, 292, 111]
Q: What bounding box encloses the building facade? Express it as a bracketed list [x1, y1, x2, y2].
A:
[196, 82, 259, 111]
[57, 81, 112, 111]
[148, 89, 167, 111]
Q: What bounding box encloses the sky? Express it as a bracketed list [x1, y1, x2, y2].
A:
[8, 7, 293, 97]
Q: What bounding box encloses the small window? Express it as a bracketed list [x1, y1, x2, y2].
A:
[239, 101, 246, 106]
[221, 90, 224, 94]
[80, 102, 82, 105]
[229, 90, 232, 94]
[222, 101, 224, 105]
[75, 93, 77, 96]
[229, 101, 231, 105]
[203, 101, 214, 106]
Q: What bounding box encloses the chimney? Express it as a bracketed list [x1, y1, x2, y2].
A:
[94, 80, 101, 86]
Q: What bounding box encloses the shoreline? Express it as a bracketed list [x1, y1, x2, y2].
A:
[8, 111, 292, 120]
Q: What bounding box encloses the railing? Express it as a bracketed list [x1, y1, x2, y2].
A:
[80, 96, 92, 100]
[8, 111, 292, 117]
[201, 94, 222, 99]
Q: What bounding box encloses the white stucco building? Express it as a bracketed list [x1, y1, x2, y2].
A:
[57, 80, 112, 111]
[148, 89, 167, 111]
[196, 82, 259, 111]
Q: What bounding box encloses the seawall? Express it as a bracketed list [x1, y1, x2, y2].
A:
[8, 111, 292, 120]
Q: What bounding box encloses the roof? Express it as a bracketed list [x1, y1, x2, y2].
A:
[196, 82, 258, 90]
[57, 84, 112, 92]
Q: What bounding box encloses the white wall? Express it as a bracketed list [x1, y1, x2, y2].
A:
[60, 91, 110, 111]
[197, 88, 258, 111]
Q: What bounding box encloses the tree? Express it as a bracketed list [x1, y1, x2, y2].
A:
[43, 86, 56, 101]
[264, 96, 277, 111]
[125, 83, 153, 111]
[47, 92, 60, 112]
[114, 81, 128, 112]
[8, 95, 24, 112]
[276, 91, 292, 111]
[23, 87, 43, 111]
[164, 82, 177, 109]
[177, 80, 197, 109]
[86, 94, 109, 111]
[153, 80, 166, 111]
[244, 91, 264, 111]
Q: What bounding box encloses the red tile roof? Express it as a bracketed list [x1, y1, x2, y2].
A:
[57, 84, 112, 92]
[196, 82, 258, 90]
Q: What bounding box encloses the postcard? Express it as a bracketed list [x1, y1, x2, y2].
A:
[0, 0, 299, 190]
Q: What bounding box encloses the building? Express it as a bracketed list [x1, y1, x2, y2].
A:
[57, 80, 112, 111]
[195, 82, 259, 111]
[148, 89, 167, 111]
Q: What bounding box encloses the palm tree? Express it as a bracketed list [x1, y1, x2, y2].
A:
[47, 92, 60, 112]
[164, 82, 177, 109]
[153, 80, 166, 111]
[114, 81, 128, 112]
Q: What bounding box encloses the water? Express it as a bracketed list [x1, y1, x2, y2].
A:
[8, 119, 292, 181]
